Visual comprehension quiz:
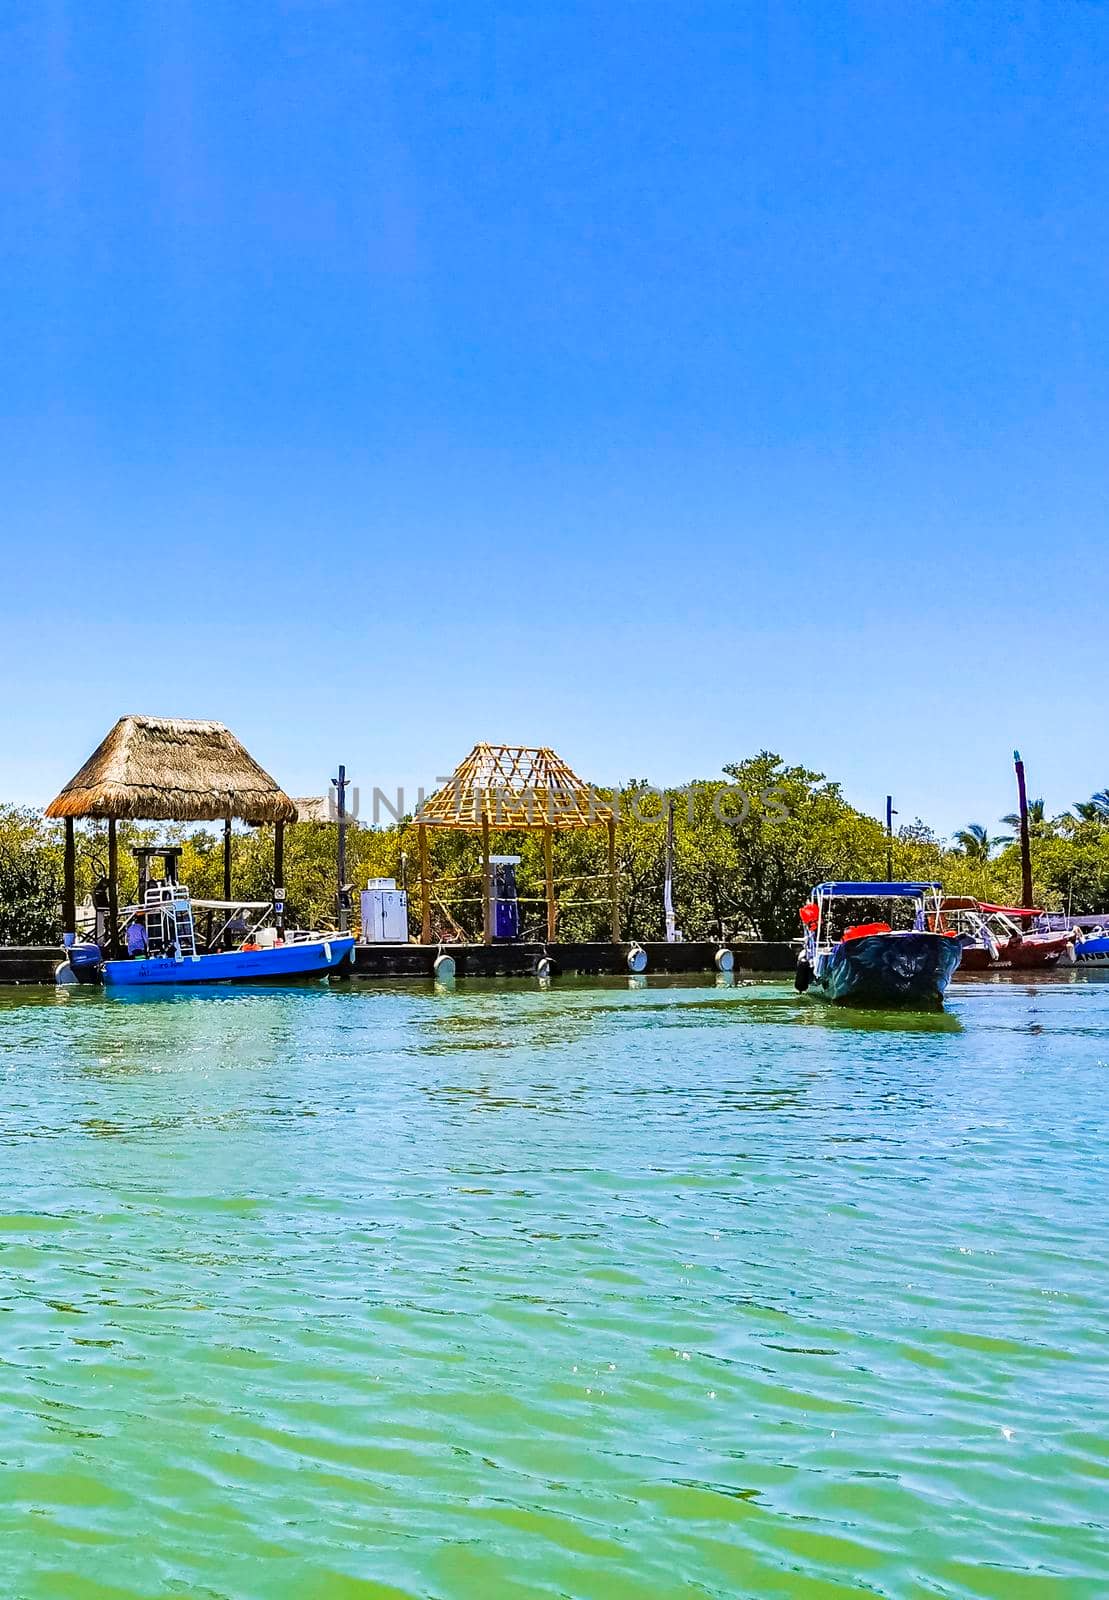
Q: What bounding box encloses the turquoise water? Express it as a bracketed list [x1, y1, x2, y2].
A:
[1, 975, 1107, 1599]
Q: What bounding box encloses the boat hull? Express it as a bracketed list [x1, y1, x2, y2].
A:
[1002, 934, 1069, 970]
[103, 937, 355, 987]
[954, 943, 993, 972]
[812, 931, 962, 1008]
[957, 934, 1070, 971]
[1075, 936, 1109, 967]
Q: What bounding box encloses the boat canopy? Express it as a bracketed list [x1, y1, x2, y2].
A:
[814, 882, 942, 898]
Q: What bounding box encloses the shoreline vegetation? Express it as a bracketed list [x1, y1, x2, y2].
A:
[3, 753, 1108, 947]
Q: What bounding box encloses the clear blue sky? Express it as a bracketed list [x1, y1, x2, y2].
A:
[2, 1, 1106, 835]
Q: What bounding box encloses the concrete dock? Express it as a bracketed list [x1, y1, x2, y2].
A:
[0, 940, 797, 986]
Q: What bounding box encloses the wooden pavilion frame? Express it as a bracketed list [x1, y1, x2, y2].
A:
[44, 716, 297, 957]
[416, 744, 620, 945]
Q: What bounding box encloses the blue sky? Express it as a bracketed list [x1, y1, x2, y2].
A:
[2, 0, 1106, 835]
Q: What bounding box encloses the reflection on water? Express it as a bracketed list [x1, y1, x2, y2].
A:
[0, 977, 1106, 1598]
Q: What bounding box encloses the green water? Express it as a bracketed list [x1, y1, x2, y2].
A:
[1, 976, 1106, 1599]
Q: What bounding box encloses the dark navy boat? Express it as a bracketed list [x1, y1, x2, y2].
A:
[796, 881, 963, 1008]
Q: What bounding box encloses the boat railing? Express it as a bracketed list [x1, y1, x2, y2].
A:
[807, 885, 944, 961]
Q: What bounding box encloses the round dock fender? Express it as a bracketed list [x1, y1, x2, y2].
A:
[626, 944, 648, 974]
[795, 957, 813, 993]
[714, 946, 734, 973]
[433, 952, 456, 983]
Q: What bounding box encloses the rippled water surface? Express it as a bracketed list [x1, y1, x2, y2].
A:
[1, 975, 1107, 1598]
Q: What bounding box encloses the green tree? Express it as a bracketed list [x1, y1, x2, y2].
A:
[0, 806, 63, 944]
[999, 798, 1051, 837]
[954, 823, 1003, 861]
[1072, 790, 1109, 824]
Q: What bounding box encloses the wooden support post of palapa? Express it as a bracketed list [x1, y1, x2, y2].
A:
[107, 818, 120, 957]
[223, 818, 233, 904]
[419, 824, 431, 944]
[544, 826, 557, 943]
[63, 817, 76, 940]
[607, 816, 620, 943]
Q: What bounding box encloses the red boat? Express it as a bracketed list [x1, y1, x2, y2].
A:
[933, 899, 1074, 971]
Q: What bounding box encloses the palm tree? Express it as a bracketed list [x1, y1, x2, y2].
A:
[1000, 798, 1047, 834]
[954, 822, 1003, 861]
[1073, 790, 1109, 824]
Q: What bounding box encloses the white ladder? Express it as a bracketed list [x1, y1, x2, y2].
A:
[143, 882, 197, 958]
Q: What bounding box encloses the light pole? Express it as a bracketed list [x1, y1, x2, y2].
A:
[332, 765, 350, 933]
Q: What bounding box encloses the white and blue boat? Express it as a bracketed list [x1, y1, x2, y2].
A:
[66, 878, 353, 989]
[1074, 928, 1109, 967]
[796, 881, 963, 1008]
[1035, 914, 1109, 967]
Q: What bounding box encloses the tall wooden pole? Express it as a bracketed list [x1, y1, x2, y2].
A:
[63, 818, 76, 941]
[544, 826, 556, 942]
[482, 814, 492, 945]
[107, 818, 120, 957]
[418, 824, 431, 943]
[273, 821, 285, 936]
[223, 818, 232, 903]
[1014, 750, 1033, 917]
[885, 795, 895, 882]
[607, 817, 620, 943]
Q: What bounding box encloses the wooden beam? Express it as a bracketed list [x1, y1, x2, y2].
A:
[223, 818, 233, 904]
[273, 821, 285, 934]
[63, 817, 76, 939]
[107, 818, 120, 957]
[544, 826, 556, 942]
[481, 814, 492, 945]
[419, 824, 431, 944]
[607, 817, 620, 944]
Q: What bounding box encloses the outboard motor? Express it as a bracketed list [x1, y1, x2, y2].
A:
[67, 943, 104, 985]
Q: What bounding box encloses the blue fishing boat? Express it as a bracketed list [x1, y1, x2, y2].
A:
[796, 882, 963, 1008]
[102, 935, 353, 987]
[65, 876, 353, 989]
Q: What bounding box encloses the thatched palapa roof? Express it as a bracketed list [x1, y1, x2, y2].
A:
[44, 716, 297, 825]
[418, 743, 613, 831]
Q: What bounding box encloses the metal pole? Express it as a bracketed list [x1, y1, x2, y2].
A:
[332, 765, 349, 933]
[273, 821, 285, 936]
[885, 795, 895, 882]
[663, 798, 677, 942]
